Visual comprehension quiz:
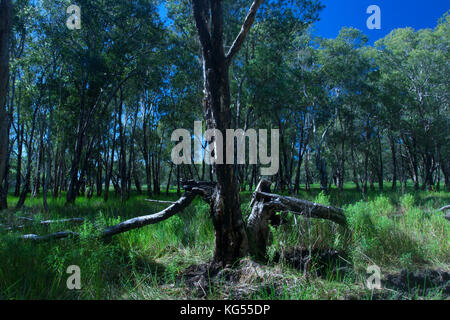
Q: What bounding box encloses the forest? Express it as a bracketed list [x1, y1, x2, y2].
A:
[0, 0, 449, 300]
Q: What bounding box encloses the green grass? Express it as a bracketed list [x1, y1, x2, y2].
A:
[0, 183, 449, 300]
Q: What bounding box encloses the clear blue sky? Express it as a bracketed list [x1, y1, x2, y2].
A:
[314, 0, 449, 43]
[158, 1, 449, 43]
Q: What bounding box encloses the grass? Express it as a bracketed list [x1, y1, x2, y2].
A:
[0, 183, 449, 300]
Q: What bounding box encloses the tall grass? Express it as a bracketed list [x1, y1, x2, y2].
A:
[0, 184, 448, 300]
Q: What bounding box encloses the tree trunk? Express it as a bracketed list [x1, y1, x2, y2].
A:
[66, 122, 84, 204]
[43, 99, 54, 212]
[14, 124, 23, 196]
[104, 116, 117, 202]
[96, 151, 103, 197]
[16, 107, 38, 209]
[117, 94, 127, 202]
[0, 0, 12, 210]
[389, 133, 397, 190]
[142, 112, 152, 198]
[438, 146, 449, 191]
[191, 0, 264, 266]
[316, 153, 328, 194]
[166, 162, 173, 196]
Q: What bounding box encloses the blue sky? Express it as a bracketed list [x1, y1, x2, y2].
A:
[159, 1, 449, 43]
[314, 0, 449, 43]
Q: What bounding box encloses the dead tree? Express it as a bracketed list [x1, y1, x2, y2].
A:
[247, 180, 347, 259]
[189, 0, 265, 266]
[17, 179, 347, 264]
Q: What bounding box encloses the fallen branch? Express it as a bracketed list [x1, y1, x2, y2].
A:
[102, 189, 202, 238]
[14, 180, 348, 252]
[145, 199, 177, 205]
[22, 231, 79, 242]
[247, 180, 347, 260]
[17, 216, 85, 226]
[255, 191, 347, 227]
[18, 190, 203, 242]
[40, 218, 85, 226]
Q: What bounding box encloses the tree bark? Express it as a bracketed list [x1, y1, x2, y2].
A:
[16, 107, 38, 209]
[191, 0, 263, 266]
[0, 0, 12, 210]
[104, 115, 117, 202]
[389, 133, 397, 190]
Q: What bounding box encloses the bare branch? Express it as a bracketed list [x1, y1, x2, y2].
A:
[144, 199, 177, 205]
[17, 189, 205, 243]
[17, 217, 85, 226]
[22, 231, 79, 242]
[255, 191, 347, 227]
[225, 0, 263, 64]
[101, 189, 203, 238]
[40, 218, 85, 226]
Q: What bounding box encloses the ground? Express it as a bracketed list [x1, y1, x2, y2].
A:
[0, 183, 448, 300]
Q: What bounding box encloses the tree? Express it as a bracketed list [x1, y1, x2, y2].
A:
[189, 0, 264, 265]
[0, 0, 12, 210]
[189, 0, 324, 265]
[376, 15, 449, 191]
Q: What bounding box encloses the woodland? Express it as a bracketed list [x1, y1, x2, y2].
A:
[0, 0, 449, 300]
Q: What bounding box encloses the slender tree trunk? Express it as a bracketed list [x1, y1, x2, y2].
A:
[363, 126, 370, 193]
[377, 134, 383, 191]
[96, 151, 103, 197]
[117, 94, 127, 202]
[350, 143, 361, 191]
[66, 122, 84, 204]
[176, 164, 181, 196]
[402, 133, 419, 190]
[166, 162, 173, 196]
[389, 134, 397, 190]
[438, 147, 449, 191]
[43, 94, 54, 212]
[293, 134, 304, 194]
[16, 107, 38, 209]
[152, 147, 161, 195]
[33, 125, 44, 197]
[305, 149, 312, 192]
[338, 132, 345, 192]
[14, 124, 23, 196]
[104, 116, 117, 202]
[142, 113, 152, 197]
[0, 0, 12, 210]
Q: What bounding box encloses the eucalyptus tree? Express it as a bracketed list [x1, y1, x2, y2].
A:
[0, 0, 12, 210]
[376, 15, 450, 190]
[28, 0, 166, 204]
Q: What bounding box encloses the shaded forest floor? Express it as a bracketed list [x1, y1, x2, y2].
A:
[0, 184, 449, 300]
